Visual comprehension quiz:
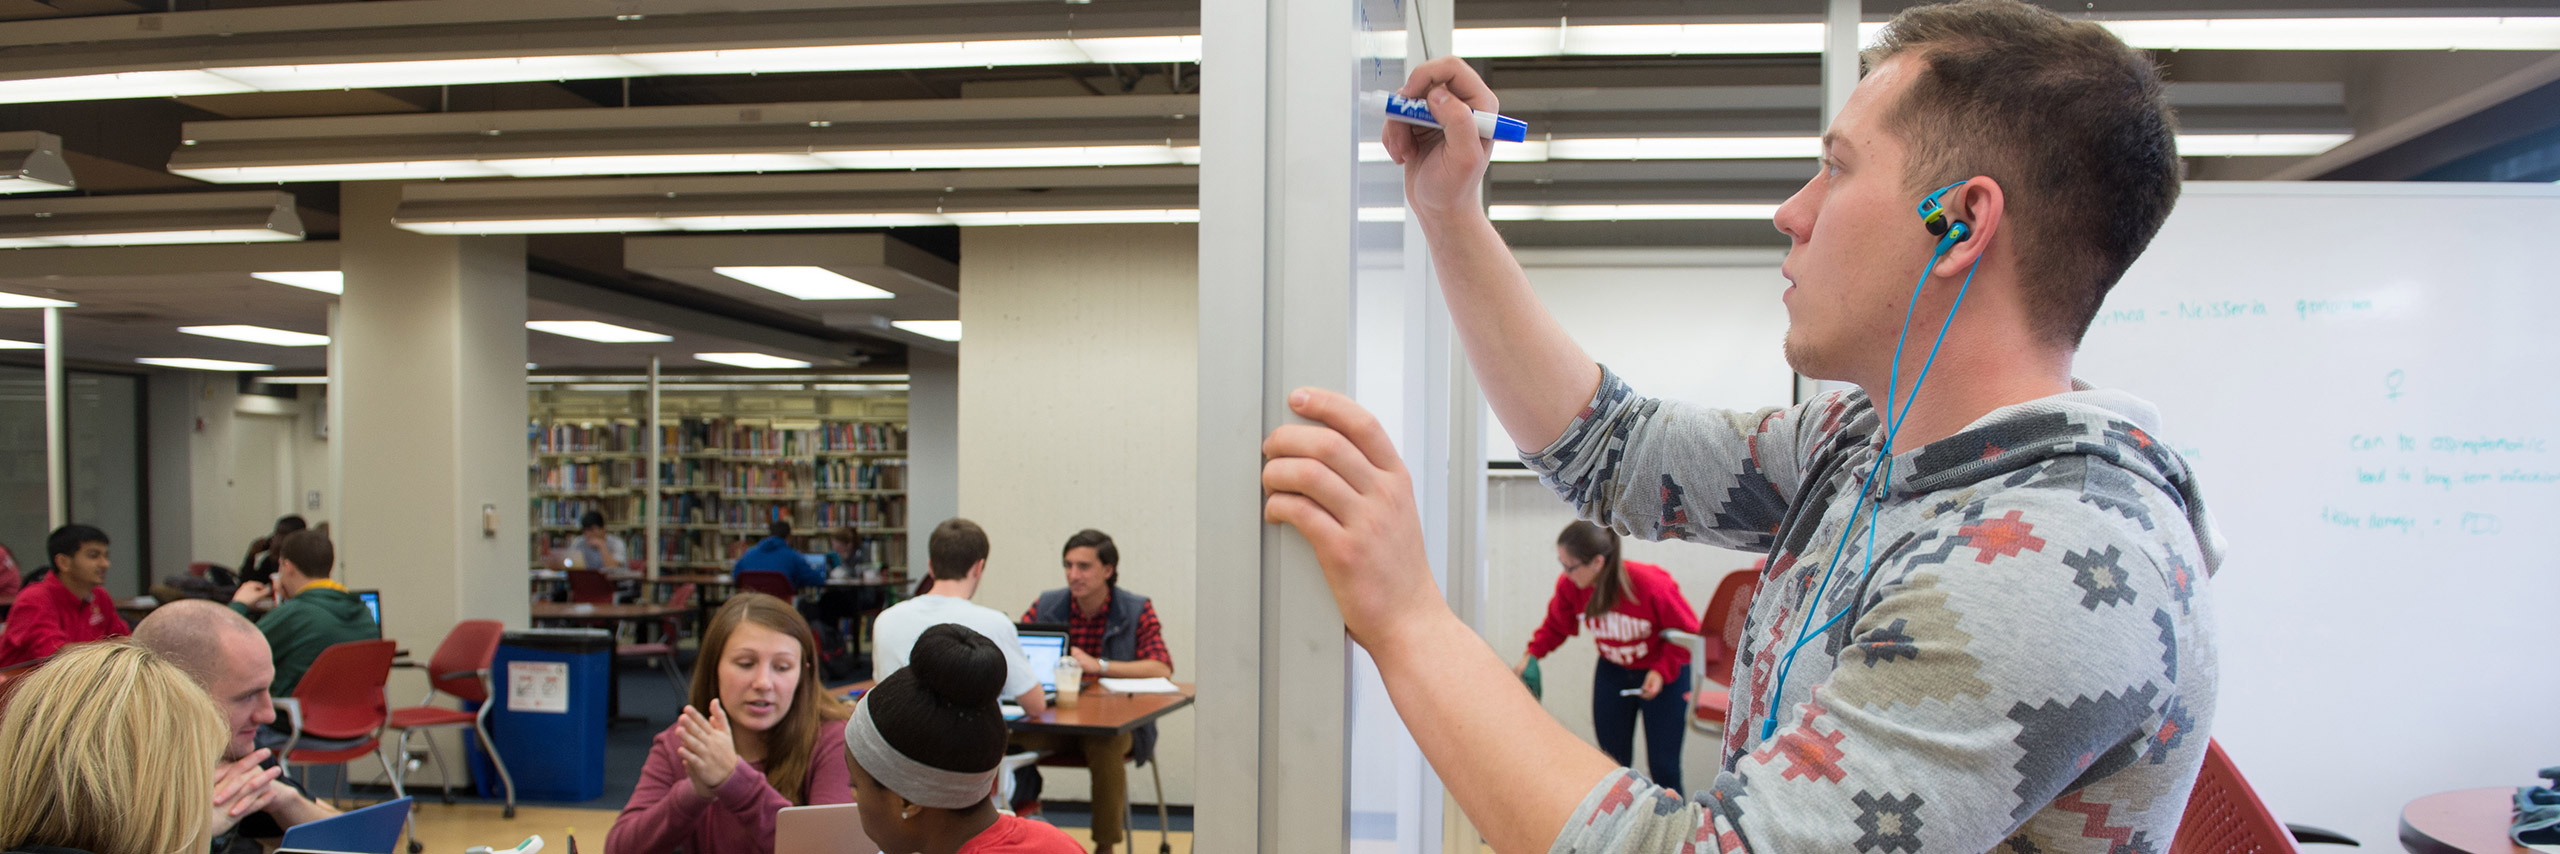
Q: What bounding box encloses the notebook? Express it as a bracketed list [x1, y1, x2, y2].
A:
[1017, 630, 1069, 698]
[278, 796, 412, 854]
[776, 803, 876, 854]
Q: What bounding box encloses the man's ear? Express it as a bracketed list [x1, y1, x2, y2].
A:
[1930, 177, 2006, 280]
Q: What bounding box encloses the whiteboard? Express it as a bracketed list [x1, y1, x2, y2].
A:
[2075, 182, 2560, 850]
[1491, 248, 1797, 462]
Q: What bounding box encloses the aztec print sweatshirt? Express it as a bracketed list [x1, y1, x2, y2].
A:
[1526, 560, 1702, 685]
[1526, 367, 2221, 854]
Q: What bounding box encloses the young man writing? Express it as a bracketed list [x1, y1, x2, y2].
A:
[1260, 1, 2221, 851]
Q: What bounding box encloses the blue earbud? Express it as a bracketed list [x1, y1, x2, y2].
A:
[1758, 178, 1985, 742]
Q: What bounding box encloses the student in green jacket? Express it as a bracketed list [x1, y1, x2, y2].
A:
[229, 530, 376, 697]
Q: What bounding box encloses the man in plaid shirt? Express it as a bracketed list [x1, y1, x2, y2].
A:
[1012, 529, 1173, 854]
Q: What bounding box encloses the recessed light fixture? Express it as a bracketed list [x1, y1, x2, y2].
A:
[0, 338, 38, 349]
[0, 291, 74, 308]
[179, 324, 331, 347]
[694, 352, 812, 369]
[713, 266, 894, 300]
[890, 320, 962, 342]
[138, 357, 276, 371]
[2174, 133, 2353, 157]
[1488, 204, 1783, 221]
[525, 320, 673, 343]
[400, 208, 1202, 234]
[252, 271, 344, 294]
[255, 375, 330, 384]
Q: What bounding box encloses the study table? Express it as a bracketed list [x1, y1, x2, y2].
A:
[825, 678, 1197, 737]
[2401, 788, 2535, 854]
[529, 600, 692, 722]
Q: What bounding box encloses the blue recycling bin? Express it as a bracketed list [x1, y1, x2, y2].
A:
[469, 627, 612, 802]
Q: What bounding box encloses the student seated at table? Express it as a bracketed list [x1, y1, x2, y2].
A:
[0, 540, 22, 600]
[547, 511, 630, 572]
[227, 530, 375, 700]
[0, 525, 129, 670]
[0, 639, 227, 854]
[844, 624, 1084, 854]
[610, 592, 852, 854]
[235, 515, 306, 586]
[732, 521, 823, 589]
[132, 600, 341, 854]
[1011, 529, 1171, 850]
[872, 518, 1046, 715]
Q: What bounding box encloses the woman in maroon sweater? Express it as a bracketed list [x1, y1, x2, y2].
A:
[1514, 521, 1701, 794]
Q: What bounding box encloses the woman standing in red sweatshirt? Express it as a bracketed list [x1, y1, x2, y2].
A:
[1513, 521, 1700, 794]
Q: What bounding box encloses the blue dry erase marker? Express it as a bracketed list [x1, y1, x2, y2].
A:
[1363, 90, 1528, 142]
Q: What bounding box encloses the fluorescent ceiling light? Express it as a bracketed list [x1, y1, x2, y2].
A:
[482, 153, 831, 178]
[0, 70, 253, 104]
[0, 175, 74, 194]
[210, 55, 654, 91]
[173, 161, 506, 183]
[812, 145, 1197, 170]
[942, 209, 1199, 226]
[694, 352, 812, 369]
[1458, 23, 1827, 57]
[0, 291, 74, 308]
[252, 271, 344, 294]
[138, 357, 275, 371]
[525, 320, 673, 342]
[714, 266, 893, 300]
[255, 375, 330, 384]
[402, 209, 1201, 234]
[1489, 204, 1782, 221]
[890, 320, 962, 342]
[1548, 137, 1822, 160]
[2177, 133, 2353, 157]
[2106, 18, 2560, 51]
[179, 324, 331, 347]
[0, 229, 301, 249]
[1359, 206, 1407, 222]
[403, 217, 679, 236]
[0, 338, 38, 349]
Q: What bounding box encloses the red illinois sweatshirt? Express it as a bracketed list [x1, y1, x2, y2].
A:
[1525, 560, 1700, 684]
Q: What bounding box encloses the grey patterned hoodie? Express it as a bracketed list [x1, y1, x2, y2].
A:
[1528, 367, 2220, 854]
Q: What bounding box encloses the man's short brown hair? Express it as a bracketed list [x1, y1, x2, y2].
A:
[927, 517, 989, 580]
[276, 529, 334, 579]
[1865, 0, 2182, 347]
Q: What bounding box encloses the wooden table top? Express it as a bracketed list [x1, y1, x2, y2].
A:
[2402, 787, 2533, 854]
[655, 572, 902, 589]
[529, 601, 692, 620]
[828, 680, 1197, 737]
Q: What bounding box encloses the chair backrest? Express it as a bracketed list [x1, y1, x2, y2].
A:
[658, 584, 697, 640]
[566, 569, 616, 604]
[292, 639, 397, 740]
[1698, 567, 1762, 684]
[427, 620, 506, 704]
[735, 571, 794, 600]
[666, 583, 697, 611]
[187, 561, 214, 578]
[2168, 740, 2300, 854]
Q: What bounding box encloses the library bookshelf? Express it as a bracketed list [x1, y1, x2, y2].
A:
[529, 381, 909, 581]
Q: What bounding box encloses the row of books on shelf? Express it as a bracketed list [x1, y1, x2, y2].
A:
[818, 421, 906, 453]
[526, 529, 909, 571]
[533, 496, 639, 529]
[816, 459, 908, 491]
[532, 421, 645, 454]
[813, 497, 907, 529]
[534, 460, 643, 492]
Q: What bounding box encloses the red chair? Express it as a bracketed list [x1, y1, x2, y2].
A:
[274, 639, 404, 809]
[734, 570, 796, 601]
[2168, 739, 2357, 853]
[1661, 565, 1762, 734]
[618, 584, 697, 695]
[565, 569, 618, 604]
[388, 620, 517, 819]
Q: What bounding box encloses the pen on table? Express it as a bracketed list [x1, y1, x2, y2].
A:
[1362, 90, 1528, 142]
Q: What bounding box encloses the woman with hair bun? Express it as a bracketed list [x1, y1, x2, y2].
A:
[844, 623, 1082, 854]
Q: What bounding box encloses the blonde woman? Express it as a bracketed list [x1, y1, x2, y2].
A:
[0, 638, 228, 854]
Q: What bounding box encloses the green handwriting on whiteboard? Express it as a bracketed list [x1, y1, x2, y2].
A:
[2087, 295, 2381, 327]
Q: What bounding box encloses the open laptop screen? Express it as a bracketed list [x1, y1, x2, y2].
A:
[1017, 631, 1068, 694]
[353, 590, 382, 638]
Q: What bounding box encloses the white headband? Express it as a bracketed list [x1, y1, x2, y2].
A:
[846, 693, 997, 810]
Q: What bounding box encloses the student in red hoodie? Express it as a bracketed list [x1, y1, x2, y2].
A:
[1514, 521, 1700, 794]
[0, 524, 128, 670]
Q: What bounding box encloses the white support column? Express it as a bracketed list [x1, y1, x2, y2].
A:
[647, 355, 661, 579]
[42, 305, 63, 529]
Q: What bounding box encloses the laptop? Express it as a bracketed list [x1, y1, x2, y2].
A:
[1016, 630, 1069, 699]
[278, 796, 411, 854]
[352, 590, 382, 638]
[777, 803, 877, 854]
